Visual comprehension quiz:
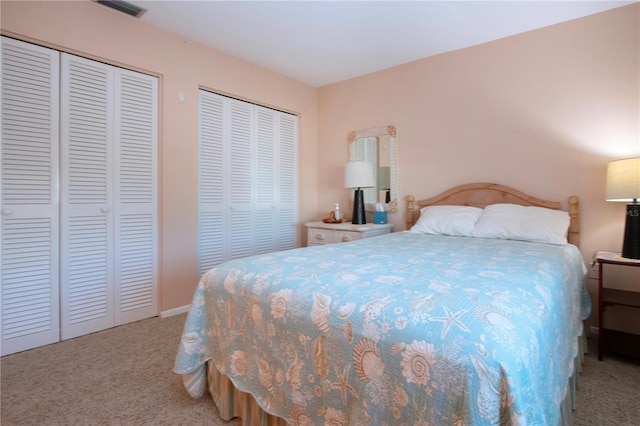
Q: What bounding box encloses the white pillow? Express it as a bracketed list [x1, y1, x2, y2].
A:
[410, 205, 483, 237]
[471, 204, 570, 245]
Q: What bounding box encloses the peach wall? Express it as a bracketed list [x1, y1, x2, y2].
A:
[2, 2, 638, 324]
[318, 5, 639, 324]
[0, 1, 318, 312]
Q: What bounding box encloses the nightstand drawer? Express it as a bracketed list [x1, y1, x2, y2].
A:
[305, 221, 393, 247]
[336, 231, 361, 243]
[308, 228, 333, 245]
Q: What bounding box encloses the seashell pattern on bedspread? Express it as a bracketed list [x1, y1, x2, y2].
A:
[174, 232, 591, 425]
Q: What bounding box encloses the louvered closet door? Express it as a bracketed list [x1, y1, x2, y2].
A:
[276, 113, 298, 250]
[198, 92, 227, 275]
[113, 68, 158, 324]
[0, 37, 60, 356]
[198, 90, 298, 275]
[228, 100, 254, 259]
[198, 92, 257, 274]
[255, 107, 298, 253]
[60, 54, 115, 340]
[60, 55, 158, 339]
[255, 107, 277, 254]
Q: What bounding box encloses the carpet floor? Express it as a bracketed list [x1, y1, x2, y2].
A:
[1, 314, 639, 425]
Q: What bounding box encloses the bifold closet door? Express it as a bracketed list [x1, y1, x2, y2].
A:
[60, 54, 115, 339]
[198, 91, 297, 276]
[60, 54, 158, 340]
[0, 37, 61, 356]
[255, 107, 298, 254]
[113, 68, 158, 326]
[198, 92, 226, 275]
[198, 93, 255, 273]
[1, 39, 157, 353]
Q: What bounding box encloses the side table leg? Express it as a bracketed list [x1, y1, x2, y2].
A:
[598, 261, 603, 361]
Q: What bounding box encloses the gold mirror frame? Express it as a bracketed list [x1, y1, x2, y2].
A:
[347, 125, 398, 213]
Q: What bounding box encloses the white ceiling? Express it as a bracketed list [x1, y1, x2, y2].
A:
[133, 1, 635, 87]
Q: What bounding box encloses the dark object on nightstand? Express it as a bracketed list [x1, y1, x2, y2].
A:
[352, 188, 366, 225]
[622, 204, 640, 259]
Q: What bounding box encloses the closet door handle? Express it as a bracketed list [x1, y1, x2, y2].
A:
[100, 207, 110, 213]
[1, 208, 12, 216]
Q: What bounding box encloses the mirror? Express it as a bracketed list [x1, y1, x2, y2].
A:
[347, 125, 398, 213]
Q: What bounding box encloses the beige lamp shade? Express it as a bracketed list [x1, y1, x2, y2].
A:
[344, 161, 375, 189]
[605, 157, 640, 202]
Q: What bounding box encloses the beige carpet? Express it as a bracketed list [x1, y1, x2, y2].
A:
[1, 314, 237, 426]
[1, 314, 639, 425]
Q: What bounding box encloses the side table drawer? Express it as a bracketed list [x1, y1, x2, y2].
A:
[304, 221, 393, 247]
[308, 228, 334, 245]
[336, 231, 361, 243]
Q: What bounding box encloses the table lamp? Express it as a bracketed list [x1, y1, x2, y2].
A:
[344, 161, 375, 224]
[605, 157, 640, 259]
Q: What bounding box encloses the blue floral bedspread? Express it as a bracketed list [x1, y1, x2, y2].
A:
[174, 232, 590, 425]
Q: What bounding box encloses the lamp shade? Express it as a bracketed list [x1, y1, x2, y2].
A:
[605, 157, 640, 202]
[344, 161, 375, 189]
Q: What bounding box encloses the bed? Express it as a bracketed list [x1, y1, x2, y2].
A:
[174, 182, 591, 425]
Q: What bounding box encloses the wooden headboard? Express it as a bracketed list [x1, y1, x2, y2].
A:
[405, 183, 580, 247]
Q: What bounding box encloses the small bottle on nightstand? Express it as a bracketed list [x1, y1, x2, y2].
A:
[334, 203, 340, 220]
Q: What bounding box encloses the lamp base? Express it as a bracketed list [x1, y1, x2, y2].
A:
[622, 204, 640, 259]
[351, 188, 366, 224]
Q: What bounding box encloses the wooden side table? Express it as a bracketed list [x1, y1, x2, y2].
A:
[595, 250, 640, 360]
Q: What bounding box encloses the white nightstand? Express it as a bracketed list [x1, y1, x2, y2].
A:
[594, 250, 640, 360]
[305, 221, 393, 246]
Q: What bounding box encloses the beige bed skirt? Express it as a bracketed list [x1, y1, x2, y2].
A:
[206, 331, 589, 426]
[206, 361, 288, 425]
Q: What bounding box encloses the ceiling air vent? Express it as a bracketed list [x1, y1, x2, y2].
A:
[94, 0, 147, 18]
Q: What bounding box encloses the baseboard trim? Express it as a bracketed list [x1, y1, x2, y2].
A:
[160, 305, 191, 318]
